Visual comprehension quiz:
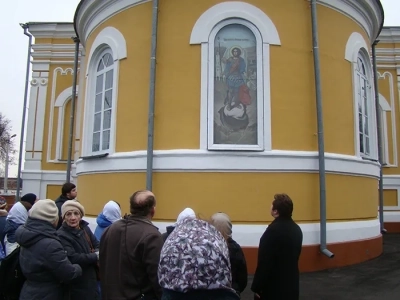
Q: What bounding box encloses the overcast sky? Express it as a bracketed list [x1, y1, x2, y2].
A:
[0, 0, 399, 177]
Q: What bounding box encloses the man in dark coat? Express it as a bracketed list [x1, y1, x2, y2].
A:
[15, 199, 82, 300]
[252, 193, 303, 300]
[99, 190, 163, 300]
[55, 182, 77, 229]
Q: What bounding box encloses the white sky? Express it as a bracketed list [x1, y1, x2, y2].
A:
[0, 0, 399, 177]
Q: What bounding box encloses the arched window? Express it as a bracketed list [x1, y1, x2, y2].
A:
[92, 50, 114, 153]
[356, 54, 372, 156]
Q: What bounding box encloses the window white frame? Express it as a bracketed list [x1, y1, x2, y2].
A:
[345, 32, 378, 160]
[189, 1, 281, 151]
[82, 26, 127, 156]
[378, 94, 391, 166]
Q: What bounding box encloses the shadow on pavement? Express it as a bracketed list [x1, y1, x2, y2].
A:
[241, 234, 400, 300]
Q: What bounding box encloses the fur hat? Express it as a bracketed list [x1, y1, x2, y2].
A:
[29, 199, 59, 224]
[210, 212, 233, 239]
[61, 200, 85, 219]
[21, 193, 38, 206]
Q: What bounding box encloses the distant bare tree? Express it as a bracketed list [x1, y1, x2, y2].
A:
[0, 112, 16, 166]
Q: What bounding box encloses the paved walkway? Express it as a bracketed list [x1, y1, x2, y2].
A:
[241, 234, 400, 300]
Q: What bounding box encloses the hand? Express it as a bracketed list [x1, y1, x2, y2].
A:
[254, 293, 261, 300]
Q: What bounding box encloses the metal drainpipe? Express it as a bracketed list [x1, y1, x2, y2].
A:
[372, 40, 387, 234]
[146, 0, 160, 191]
[15, 24, 33, 202]
[66, 37, 80, 183]
[310, 0, 334, 258]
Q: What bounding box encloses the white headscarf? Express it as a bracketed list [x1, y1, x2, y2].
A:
[6, 202, 28, 225]
[175, 208, 196, 225]
[102, 200, 121, 223]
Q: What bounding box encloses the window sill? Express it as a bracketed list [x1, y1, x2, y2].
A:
[80, 153, 109, 160]
[361, 156, 378, 163]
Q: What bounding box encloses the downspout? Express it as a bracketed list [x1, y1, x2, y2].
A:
[372, 40, 386, 234]
[310, 0, 334, 258]
[16, 24, 33, 202]
[146, 0, 160, 191]
[66, 37, 80, 183]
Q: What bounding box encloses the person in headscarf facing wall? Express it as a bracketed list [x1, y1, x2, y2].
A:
[15, 199, 83, 300]
[58, 200, 100, 300]
[161, 208, 196, 243]
[158, 217, 240, 300]
[94, 200, 122, 241]
[2, 193, 38, 256]
[0, 197, 8, 247]
[210, 212, 248, 297]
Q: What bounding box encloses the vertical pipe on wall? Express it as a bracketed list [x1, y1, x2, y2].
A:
[16, 24, 32, 202]
[146, 0, 160, 191]
[310, 0, 334, 258]
[66, 37, 80, 183]
[372, 40, 387, 234]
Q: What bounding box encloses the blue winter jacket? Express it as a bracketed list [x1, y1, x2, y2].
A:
[94, 214, 112, 241]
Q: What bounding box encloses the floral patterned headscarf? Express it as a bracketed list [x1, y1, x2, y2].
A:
[158, 218, 234, 293]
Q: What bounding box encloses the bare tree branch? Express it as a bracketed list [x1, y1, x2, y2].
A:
[0, 112, 17, 165]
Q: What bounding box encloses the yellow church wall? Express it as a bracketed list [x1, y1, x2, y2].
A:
[77, 172, 378, 222]
[383, 189, 398, 207]
[46, 184, 62, 200]
[41, 64, 75, 171]
[82, 1, 368, 155]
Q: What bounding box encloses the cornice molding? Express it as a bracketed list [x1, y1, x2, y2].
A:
[28, 23, 76, 39]
[378, 27, 400, 43]
[75, 0, 150, 45]
[317, 0, 383, 42]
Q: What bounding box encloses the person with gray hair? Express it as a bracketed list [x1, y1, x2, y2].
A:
[210, 212, 248, 297]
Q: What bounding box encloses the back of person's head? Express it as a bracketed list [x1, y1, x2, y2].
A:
[129, 190, 156, 217]
[21, 193, 38, 206]
[61, 183, 76, 197]
[210, 212, 232, 240]
[176, 208, 196, 224]
[29, 199, 59, 227]
[272, 193, 293, 218]
[103, 200, 122, 223]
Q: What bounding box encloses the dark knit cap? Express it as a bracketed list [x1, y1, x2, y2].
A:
[21, 193, 38, 206]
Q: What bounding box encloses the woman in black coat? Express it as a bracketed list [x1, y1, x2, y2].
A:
[15, 199, 82, 300]
[58, 200, 100, 300]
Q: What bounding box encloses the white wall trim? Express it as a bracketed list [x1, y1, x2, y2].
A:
[54, 86, 79, 162]
[378, 72, 398, 167]
[383, 212, 400, 222]
[75, 149, 380, 179]
[21, 170, 67, 199]
[86, 26, 127, 74]
[345, 32, 370, 63]
[47, 67, 74, 162]
[190, 1, 281, 45]
[84, 217, 380, 247]
[75, 0, 150, 44]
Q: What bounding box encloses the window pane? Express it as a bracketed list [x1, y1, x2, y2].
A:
[364, 116, 369, 135]
[102, 130, 110, 150]
[105, 70, 114, 90]
[359, 133, 364, 153]
[92, 132, 100, 152]
[104, 90, 112, 109]
[95, 94, 102, 113]
[93, 113, 101, 132]
[97, 60, 104, 72]
[103, 109, 111, 130]
[365, 137, 370, 154]
[96, 74, 104, 94]
[105, 54, 114, 67]
[358, 113, 363, 132]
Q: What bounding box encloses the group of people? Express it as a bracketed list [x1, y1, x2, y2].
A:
[0, 184, 303, 300]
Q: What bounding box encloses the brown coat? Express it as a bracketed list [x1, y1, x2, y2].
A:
[99, 215, 163, 300]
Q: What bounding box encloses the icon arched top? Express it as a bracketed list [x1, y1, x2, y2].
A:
[55, 86, 79, 107]
[379, 94, 391, 111]
[190, 1, 281, 45]
[345, 32, 370, 63]
[87, 26, 127, 73]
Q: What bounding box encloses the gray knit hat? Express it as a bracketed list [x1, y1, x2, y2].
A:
[29, 199, 59, 224]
